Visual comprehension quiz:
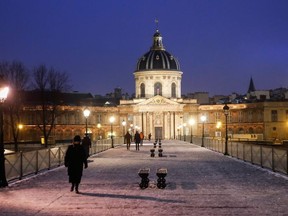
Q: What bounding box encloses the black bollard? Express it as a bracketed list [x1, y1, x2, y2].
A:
[138, 168, 150, 189]
[150, 149, 155, 157]
[158, 148, 163, 157]
[157, 168, 167, 189]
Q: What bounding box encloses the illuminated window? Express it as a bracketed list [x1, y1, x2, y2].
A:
[154, 82, 162, 96]
[97, 114, 102, 123]
[140, 83, 145, 98]
[271, 110, 278, 122]
[171, 83, 176, 98]
[238, 111, 242, 122]
[248, 111, 253, 122]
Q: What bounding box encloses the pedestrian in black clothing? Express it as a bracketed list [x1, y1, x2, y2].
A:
[134, 131, 141, 151]
[65, 135, 88, 194]
[124, 131, 132, 150]
[82, 135, 91, 158]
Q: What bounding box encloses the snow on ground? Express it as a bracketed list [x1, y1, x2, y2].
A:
[1, 140, 288, 216]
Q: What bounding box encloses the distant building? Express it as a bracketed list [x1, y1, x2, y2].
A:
[270, 87, 288, 100]
[186, 92, 209, 104]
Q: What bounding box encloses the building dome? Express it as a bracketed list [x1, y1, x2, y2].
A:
[136, 30, 180, 71]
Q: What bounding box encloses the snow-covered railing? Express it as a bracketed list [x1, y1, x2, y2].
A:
[4, 137, 123, 183]
[188, 137, 288, 176]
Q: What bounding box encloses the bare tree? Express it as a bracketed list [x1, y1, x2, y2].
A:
[32, 64, 70, 147]
[0, 61, 30, 151]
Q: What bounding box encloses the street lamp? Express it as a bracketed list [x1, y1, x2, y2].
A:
[0, 76, 9, 187]
[122, 120, 126, 144]
[223, 104, 230, 155]
[200, 115, 207, 147]
[189, 119, 195, 143]
[109, 116, 115, 148]
[83, 109, 90, 137]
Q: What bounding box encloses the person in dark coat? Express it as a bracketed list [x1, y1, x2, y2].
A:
[65, 135, 88, 194]
[124, 131, 132, 150]
[82, 135, 91, 159]
[134, 131, 141, 151]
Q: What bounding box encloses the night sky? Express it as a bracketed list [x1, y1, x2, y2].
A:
[1, 0, 288, 96]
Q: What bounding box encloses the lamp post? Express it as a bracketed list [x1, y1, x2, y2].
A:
[83, 109, 90, 137]
[223, 104, 230, 155]
[200, 115, 207, 147]
[122, 120, 126, 144]
[189, 119, 195, 143]
[109, 116, 115, 148]
[0, 76, 9, 187]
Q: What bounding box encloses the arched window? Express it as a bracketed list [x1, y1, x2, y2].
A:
[248, 127, 254, 133]
[140, 83, 145, 98]
[154, 82, 162, 96]
[256, 127, 263, 133]
[238, 128, 244, 134]
[171, 83, 176, 98]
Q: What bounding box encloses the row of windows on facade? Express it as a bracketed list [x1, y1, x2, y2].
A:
[22, 109, 288, 125]
[24, 112, 134, 125]
[139, 82, 177, 98]
[210, 110, 288, 123]
[270, 110, 288, 122]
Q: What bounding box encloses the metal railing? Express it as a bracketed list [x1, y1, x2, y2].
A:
[191, 137, 288, 175]
[5, 137, 123, 183]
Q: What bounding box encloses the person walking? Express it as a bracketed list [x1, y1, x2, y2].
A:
[148, 133, 152, 141]
[82, 134, 91, 159]
[124, 131, 132, 150]
[134, 131, 141, 151]
[65, 135, 88, 194]
[140, 131, 144, 146]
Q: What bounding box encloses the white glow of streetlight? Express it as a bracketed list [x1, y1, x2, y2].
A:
[189, 119, 195, 126]
[200, 115, 207, 123]
[0, 87, 9, 102]
[122, 120, 126, 126]
[83, 109, 90, 118]
[109, 116, 115, 124]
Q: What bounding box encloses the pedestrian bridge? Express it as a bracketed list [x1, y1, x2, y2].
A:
[1, 140, 288, 215]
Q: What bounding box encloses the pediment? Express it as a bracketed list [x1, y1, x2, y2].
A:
[137, 95, 180, 106]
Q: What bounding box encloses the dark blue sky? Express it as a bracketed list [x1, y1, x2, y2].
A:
[1, 0, 288, 96]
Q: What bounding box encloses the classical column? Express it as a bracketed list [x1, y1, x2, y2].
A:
[173, 112, 176, 139]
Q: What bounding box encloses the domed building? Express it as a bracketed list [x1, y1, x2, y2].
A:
[134, 29, 182, 99]
[119, 29, 198, 140]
